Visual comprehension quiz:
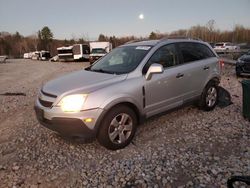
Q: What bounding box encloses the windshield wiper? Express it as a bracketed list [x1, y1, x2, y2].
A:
[91, 69, 115, 74]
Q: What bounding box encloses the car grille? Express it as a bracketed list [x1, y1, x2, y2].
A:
[39, 90, 57, 108]
[39, 98, 53, 108]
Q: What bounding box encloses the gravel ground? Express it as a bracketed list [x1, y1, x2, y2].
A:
[0, 59, 249, 188]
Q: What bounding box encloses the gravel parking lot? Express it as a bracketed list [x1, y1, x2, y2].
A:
[0, 59, 249, 188]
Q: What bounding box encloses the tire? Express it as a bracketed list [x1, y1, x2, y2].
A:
[97, 105, 137, 150]
[199, 81, 219, 111]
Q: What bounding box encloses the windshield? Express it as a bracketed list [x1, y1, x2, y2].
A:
[89, 45, 151, 74]
[91, 48, 106, 54]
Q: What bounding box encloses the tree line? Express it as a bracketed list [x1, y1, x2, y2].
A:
[1, 21, 250, 58]
[148, 22, 250, 44]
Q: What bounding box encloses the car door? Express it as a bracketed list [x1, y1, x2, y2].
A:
[143, 44, 189, 117]
[177, 42, 217, 99]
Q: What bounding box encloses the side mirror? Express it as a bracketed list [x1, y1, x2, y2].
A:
[145, 63, 163, 80]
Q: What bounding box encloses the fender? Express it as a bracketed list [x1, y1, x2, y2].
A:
[93, 94, 144, 134]
[100, 94, 143, 114]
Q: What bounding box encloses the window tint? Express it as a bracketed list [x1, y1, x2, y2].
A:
[143, 44, 178, 73]
[178, 42, 215, 63]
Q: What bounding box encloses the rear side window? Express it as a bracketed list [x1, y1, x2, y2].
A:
[178, 42, 215, 63]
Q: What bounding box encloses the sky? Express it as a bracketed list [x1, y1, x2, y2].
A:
[0, 0, 250, 40]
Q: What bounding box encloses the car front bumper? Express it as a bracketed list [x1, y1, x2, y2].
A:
[34, 99, 104, 140]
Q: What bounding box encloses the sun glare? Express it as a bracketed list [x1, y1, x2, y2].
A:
[139, 14, 144, 20]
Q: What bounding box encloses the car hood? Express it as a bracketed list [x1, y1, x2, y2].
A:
[42, 70, 127, 96]
[239, 55, 250, 62]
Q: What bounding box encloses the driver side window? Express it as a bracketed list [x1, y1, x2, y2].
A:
[143, 44, 178, 74]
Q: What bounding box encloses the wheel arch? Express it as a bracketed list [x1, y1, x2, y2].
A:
[94, 100, 143, 135]
[199, 76, 220, 111]
[207, 77, 220, 86]
[204, 76, 220, 88]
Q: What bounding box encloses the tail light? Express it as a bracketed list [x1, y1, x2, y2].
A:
[219, 59, 224, 70]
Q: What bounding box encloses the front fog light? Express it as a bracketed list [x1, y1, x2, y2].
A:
[84, 118, 93, 123]
[57, 94, 87, 112]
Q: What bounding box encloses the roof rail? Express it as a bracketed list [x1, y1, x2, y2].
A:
[158, 36, 203, 43]
[125, 37, 203, 45]
[125, 39, 145, 44]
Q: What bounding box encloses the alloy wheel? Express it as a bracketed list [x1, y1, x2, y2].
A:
[108, 113, 133, 144]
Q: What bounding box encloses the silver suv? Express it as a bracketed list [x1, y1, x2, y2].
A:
[35, 39, 221, 150]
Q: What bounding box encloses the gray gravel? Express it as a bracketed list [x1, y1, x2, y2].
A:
[0, 60, 249, 188]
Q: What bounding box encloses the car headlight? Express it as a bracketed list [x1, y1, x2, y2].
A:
[57, 94, 87, 112]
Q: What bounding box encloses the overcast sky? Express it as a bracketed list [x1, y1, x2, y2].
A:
[0, 0, 250, 40]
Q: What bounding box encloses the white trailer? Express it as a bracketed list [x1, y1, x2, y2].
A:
[31, 51, 40, 60]
[72, 44, 90, 61]
[57, 46, 74, 61]
[89, 42, 112, 64]
[23, 53, 30, 59]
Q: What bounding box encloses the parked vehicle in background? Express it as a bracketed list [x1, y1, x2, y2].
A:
[26, 51, 51, 61]
[214, 42, 239, 52]
[50, 55, 59, 62]
[89, 42, 112, 64]
[39, 50, 51, 61]
[57, 44, 90, 62]
[0, 55, 8, 63]
[23, 53, 31, 59]
[72, 44, 90, 61]
[238, 43, 250, 50]
[236, 50, 250, 76]
[31, 51, 40, 60]
[35, 38, 221, 150]
[209, 42, 215, 48]
[57, 46, 74, 61]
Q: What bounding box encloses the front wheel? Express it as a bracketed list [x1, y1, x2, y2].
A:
[97, 105, 137, 150]
[199, 82, 218, 111]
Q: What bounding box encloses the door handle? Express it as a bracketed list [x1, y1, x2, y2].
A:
[176, 73, 184, 78]
[203, 66, 210, 70]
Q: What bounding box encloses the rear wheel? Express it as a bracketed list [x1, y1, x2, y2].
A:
[97, 105, 137, 150]
[199, 82, 218, 111]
